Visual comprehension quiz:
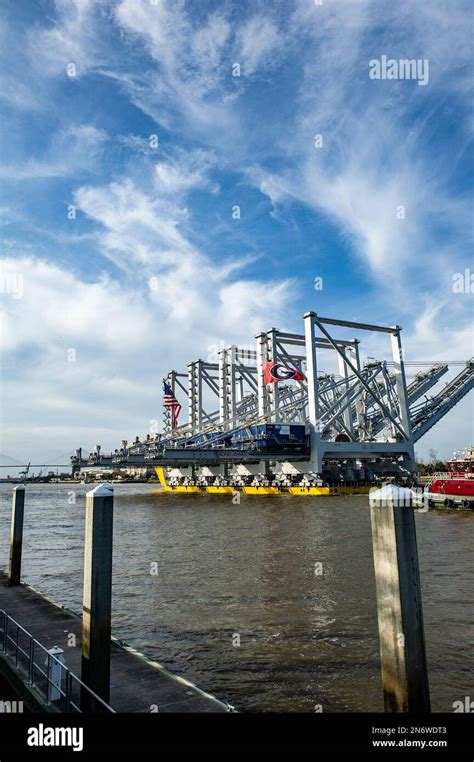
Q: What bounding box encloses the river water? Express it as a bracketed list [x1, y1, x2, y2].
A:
[0, 483, 472, 712]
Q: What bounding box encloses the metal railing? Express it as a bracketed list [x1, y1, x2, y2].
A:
[0, 609, 115, 713]
[424, 472, 451, 490]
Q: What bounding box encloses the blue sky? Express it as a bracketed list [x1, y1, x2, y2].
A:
[0, 0, 473, 464]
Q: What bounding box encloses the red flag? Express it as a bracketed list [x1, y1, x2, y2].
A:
[263, 361, 305, 384]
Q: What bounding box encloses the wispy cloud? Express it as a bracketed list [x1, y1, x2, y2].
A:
[26, 0, 108, 78]
[235, 15, 283, 76]
[249, 0, 473, 296]
[154, 148, 218, 195]
[73, 149, 295, 331]
[0, 125, 107, 179]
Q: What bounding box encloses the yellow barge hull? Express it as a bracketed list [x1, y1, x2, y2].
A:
[154, 468, 372, 496]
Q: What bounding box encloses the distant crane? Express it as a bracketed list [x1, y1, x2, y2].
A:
[19, 462, 30, 480]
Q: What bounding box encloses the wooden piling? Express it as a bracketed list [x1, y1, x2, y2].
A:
[8, 486, 25, 586]
[81, 484, 114, 709]
[370, 484, 430, 712]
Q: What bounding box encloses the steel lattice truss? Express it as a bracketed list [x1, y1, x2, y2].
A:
[72, 313, 473, 477]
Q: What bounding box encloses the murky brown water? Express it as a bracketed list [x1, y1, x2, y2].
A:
[0, 483, 472, 712]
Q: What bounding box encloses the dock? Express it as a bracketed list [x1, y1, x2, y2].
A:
[0, 572, 229, 713]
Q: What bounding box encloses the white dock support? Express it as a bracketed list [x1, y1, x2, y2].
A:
[369, 484, 430, 712]
[8, 485, 25, 586]
[82, 484, 114, 708]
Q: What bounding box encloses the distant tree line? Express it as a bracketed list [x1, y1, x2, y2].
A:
[416, 448, 447, 475]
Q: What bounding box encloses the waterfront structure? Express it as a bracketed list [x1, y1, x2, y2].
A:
[71, 312, 473, 495]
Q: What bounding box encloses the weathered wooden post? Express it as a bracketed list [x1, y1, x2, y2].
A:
[8, 485, 25, 586]
[369, 483, 430, 712]
[81, 484, 114, 709]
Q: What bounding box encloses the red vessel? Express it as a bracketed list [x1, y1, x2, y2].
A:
[424, 447, 474, 509]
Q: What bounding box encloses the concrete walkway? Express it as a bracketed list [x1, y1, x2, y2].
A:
[0, 573, 229, 713]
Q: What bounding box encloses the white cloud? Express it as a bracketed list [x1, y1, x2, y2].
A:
[73, 164, 295, 331]
[86, 0, 468, 295]
[72, 149, 230, 283]
[154, 149, 217, 195]
[0, 257, 151, 354]
[115, 1, 231, 93]
[0, 72, 41, 111]
[0, 125, 107, 179]
[191, 12, 231, 74]
[248, 0, 473, 294]
[74, 178, 195, 269]
[112, 2, 284, 144]
[115, 0, 230, 108]
[0, 181, 294, 458]
[235, 16, 283, 76]
[27, 0, 107, 77]
[403, 298, 474, 363]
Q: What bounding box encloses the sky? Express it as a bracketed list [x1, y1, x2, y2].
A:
[0, 0, 473, 468]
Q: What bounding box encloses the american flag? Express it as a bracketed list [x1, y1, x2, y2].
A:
[163, 380, 181, 429]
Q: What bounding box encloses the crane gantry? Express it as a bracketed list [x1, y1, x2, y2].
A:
[71, 312, 473, 495]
